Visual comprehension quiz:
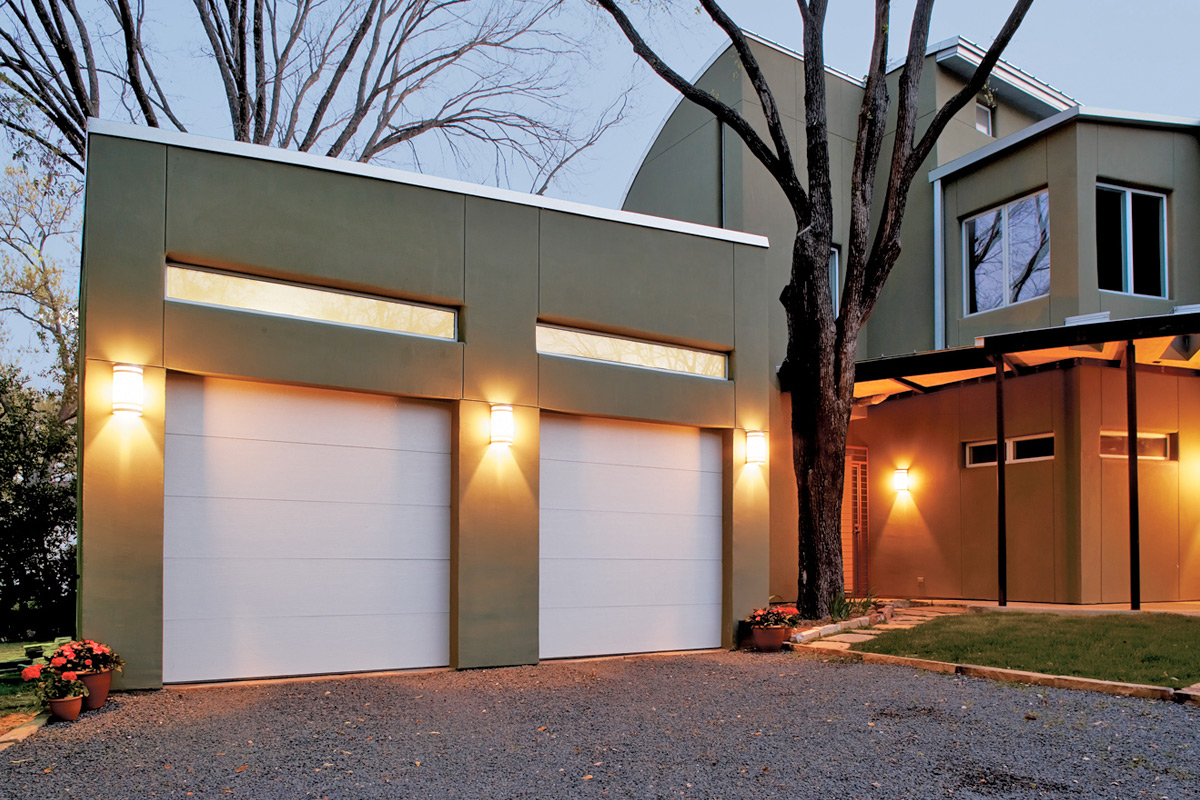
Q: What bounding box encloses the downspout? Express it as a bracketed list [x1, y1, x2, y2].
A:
[933, 179, 946, 350]
[719, 121, 726, 228]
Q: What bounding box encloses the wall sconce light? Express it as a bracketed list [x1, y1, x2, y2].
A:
[893, 468, 910, 493]
[490, 404, 514, 445]
[112, 364, 144, 416]
[746, 430, 767, 465]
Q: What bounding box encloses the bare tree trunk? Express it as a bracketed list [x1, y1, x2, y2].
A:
[785, 230, 853, 617]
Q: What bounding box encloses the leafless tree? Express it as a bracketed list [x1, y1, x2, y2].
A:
[0, 0, 628, 191]
[595, 0, 1034, 617]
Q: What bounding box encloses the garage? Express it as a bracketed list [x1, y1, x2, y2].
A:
[538, 415, 723, 658]
[162, 375, 451, 682]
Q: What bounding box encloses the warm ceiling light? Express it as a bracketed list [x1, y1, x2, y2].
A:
[490, 404, 514, 445]
[746, 431, 767, 465]
[112, 364, 144, 416]
[893, 468, 909, 493]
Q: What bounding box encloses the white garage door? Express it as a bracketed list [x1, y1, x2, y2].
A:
[163, 375, 450, 682]
[539, 415, 722, 659]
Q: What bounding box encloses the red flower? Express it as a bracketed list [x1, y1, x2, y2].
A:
[62, 671, 78, 681]
[51, 657, 67, 667]
[85, 659, 93, 666]
[21, 664, 42, 681]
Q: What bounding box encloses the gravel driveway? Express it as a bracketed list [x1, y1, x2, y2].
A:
[1, 650, 1196, 799]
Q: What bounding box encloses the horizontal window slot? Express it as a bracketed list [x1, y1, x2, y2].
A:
[536, 325, 726, 379]
[166, 265, 456, 340]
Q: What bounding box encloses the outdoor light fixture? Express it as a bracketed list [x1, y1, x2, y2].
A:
[746, 431, 767, 465]
[112, 364, 144, 416]
[490, 404, 514, 445]
[893, 468, 910, 493]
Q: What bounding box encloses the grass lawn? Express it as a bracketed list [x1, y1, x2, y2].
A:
[0, 639, 56, 721]
[854, 611, 1200, 689]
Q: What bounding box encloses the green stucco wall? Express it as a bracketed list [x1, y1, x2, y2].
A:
[80, 129, 771, 687]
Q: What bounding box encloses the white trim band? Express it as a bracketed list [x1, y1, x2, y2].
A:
[87, 118, 770, 249]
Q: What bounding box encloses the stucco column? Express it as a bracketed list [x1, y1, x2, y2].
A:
[450, 400, 540, 668]
[79, 360, 166, 690]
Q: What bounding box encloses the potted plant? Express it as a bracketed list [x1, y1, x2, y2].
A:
[48, 640, 125, 710]
[745, 605, 802, 652]
[21, 664, 88, 721]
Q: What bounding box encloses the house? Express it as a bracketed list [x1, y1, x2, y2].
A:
[624, 35, 1200, 608]
[78, 33, 1199, 689]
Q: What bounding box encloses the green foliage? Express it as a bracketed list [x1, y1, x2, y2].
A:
[48, 639, 124, 673]
[745, 604, 802, 627]
[20, 663, 86, 702]
[829, 591, 875, 622]
[0, 363, 76, 641]
[855, 611, 1200, 689]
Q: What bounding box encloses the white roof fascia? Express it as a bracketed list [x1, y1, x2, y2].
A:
[87, 118, 769, 249]
[617, 29, 864, 209]
[1077, 107, 1200, 128]
[929, 106, 1200, 183]
[887, 36, 1076, 115]
[933, 38, 1076, 112]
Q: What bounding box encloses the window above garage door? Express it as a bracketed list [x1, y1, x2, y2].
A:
[166, 264, 457, 340]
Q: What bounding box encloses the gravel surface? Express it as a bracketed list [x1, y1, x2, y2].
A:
[1, 650, 1196, 799]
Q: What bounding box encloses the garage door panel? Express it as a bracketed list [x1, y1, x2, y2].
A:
[164, 558, 449, 620]
[164, 498, 450, 561]
[539, 604, 721, 660]
[165, 373, 450, 453]
[539, 509, 721, 561]
[164, 436, 450, 507]
[540, 415, 721, 473]
[164, 375, 450, 682]
[540, 558, 721, 609]
[163, 612, 450, 683]
[539, 415, 723, 659]
[540, 460, 721, 517]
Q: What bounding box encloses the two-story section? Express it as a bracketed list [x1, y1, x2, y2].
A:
[623, 33, 1074, 602]
[852, 108, 1200, 605]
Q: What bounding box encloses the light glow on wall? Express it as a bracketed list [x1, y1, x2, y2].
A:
[893, 468, 910, 493]
[112, 364, 144, 416]
[746, 431, 767, 465]
[490, 404, 514, 445]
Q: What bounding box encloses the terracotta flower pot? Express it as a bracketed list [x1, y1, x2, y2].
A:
[48, 695, 83, 722]
[80, 670, 112, 710]
[750, 625, 789, 653]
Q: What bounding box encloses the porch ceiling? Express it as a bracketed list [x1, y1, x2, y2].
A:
[806, 311, 1200, 404]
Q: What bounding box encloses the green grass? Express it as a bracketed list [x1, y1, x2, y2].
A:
[854, 612, 1200, 689]
[0, 639, 56, 715]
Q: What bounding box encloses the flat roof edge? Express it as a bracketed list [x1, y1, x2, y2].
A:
[87, 118, 770, 249]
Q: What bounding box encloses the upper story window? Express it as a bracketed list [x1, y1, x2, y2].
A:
[964, 190, 1050, 315]
[1096, 184, 1167, 298]
[975, 103, 993, 136]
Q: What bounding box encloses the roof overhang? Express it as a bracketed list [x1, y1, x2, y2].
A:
[779, 311, 1200, 403]
[928, 37, 1076, 119]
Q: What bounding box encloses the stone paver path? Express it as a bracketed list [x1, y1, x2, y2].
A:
[797, 604, 966, 654]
